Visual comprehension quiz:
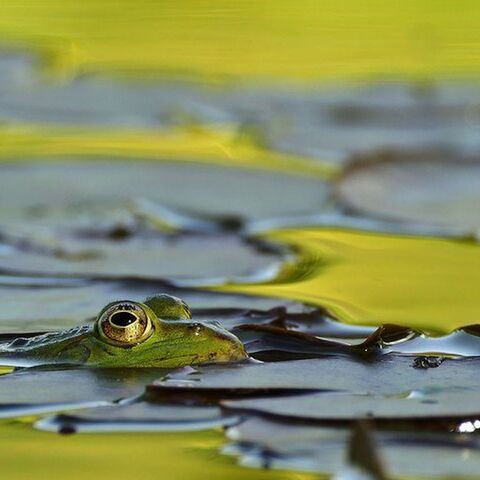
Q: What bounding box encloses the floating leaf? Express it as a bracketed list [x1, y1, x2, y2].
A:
[0, 52, 35, 93]
[224, 417, 480, 478]
[269, 84, 480, 162]
[0, 78, 231, 126]
[222, 391, 480, 421]
[0, 368, 167, 419]
[0, 233, 280, 282]
[336, 149, 480, 232]
[147, 356, 480, 402]
[0, 367, 163, 404]
[0, 161, 329, 229]
[35, 402, 239, 433]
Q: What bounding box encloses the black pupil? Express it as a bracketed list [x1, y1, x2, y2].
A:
[110, 311, 138, 327]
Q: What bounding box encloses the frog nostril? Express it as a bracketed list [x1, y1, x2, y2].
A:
[187, 323, 204, 335]
[110, 311, 138, 327]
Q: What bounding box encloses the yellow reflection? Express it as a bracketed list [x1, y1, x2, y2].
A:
[0, 1, 480, 82]
[216, 228, 480, 335]
[0, 123, 333, 179]
[0, 423, 317, 480]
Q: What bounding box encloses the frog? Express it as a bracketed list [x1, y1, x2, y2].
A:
[0, 294, 248, 368]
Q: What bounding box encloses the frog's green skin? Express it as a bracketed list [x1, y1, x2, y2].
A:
[0, 294, 247, 368]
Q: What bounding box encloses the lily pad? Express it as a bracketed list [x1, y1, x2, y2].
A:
[336, 149, 480, 232]
[224, 417, 480, 478]
[35, 402, 239, 433]
[0, 367, 163, 404]
[0, 52, 35, 93]
[222, 391, 480, 421]
[0, 232, 281, 282]
[147, 356, 480, 401]
[263, 83, 480, 164]
[0, 77, 232, 126]
[0, 160, 328, 229]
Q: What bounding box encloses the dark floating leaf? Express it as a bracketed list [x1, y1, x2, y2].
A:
[35, 402, 239, 433]
[359, 324, 480, 358]
[336, 148, 480, 233]
[233, 324, 352, 361]
[198, 304, 374, 340]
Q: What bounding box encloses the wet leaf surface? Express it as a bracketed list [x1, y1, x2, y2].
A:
[147, 356, 480, 401]
[336, 149, 480, 232]
[222, 391, 480, 421]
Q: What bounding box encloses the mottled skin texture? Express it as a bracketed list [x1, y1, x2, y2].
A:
[0, 294, 247, 368]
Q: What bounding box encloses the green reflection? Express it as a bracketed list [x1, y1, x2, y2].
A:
[216, 228, 480, 335]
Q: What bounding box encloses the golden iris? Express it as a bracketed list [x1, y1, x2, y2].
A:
[98, 302, 153, 346]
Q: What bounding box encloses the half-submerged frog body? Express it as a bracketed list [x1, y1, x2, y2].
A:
[0, 294, 247, 368]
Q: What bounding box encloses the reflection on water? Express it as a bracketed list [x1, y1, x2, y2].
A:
[1, 1, 480, 82]
[217, 228, 480, 335]
[0, 423, 315, 480]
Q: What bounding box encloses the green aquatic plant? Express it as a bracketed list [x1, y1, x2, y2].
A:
[0, 294, 247, 368]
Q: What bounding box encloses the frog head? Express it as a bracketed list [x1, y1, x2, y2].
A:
[0, 294, 248, 368]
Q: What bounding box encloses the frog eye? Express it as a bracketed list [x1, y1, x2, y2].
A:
[97, 301, 153, 346]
